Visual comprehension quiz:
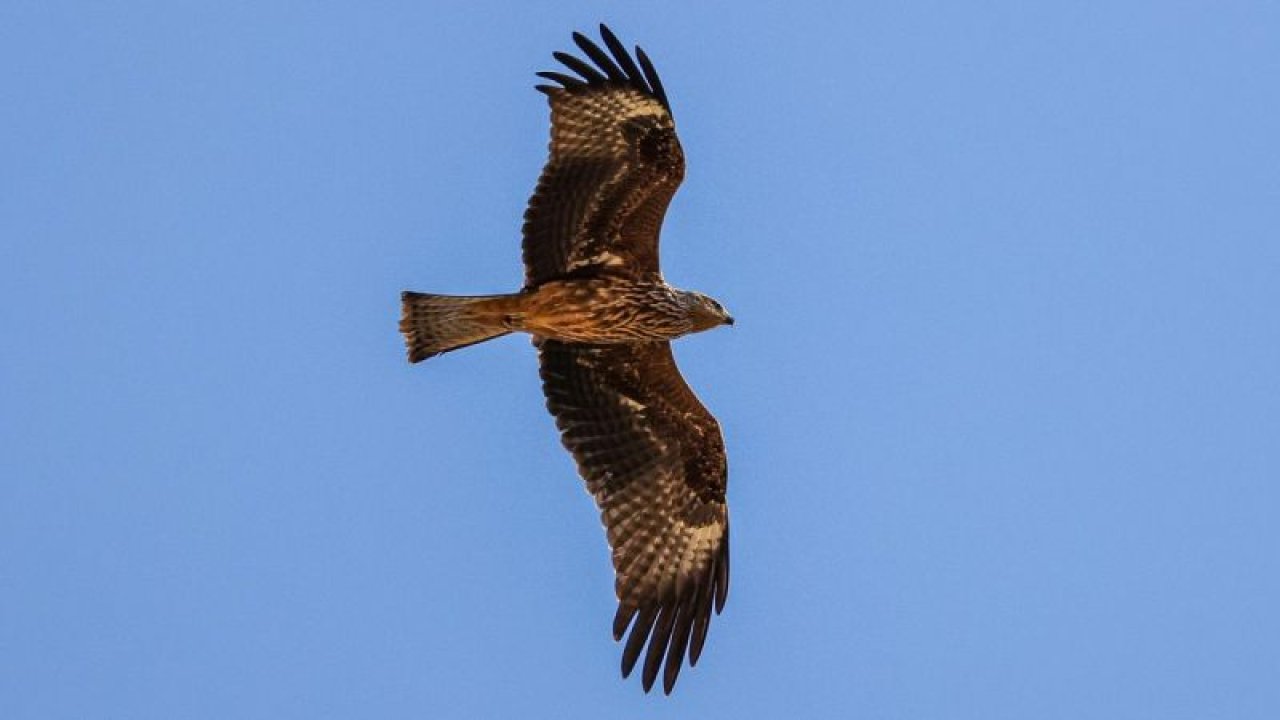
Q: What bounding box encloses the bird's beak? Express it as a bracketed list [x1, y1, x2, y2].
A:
[724, 316, 735, 326]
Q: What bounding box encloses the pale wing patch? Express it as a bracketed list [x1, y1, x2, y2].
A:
[548, 89, 671, 160]
[595, 250, 626, 267]
[618, 395, 647, 412]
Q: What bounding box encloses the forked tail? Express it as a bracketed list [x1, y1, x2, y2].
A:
[399, 291, 517, 362]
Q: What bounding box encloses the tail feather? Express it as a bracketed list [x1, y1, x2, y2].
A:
[399, 291, 516, 362]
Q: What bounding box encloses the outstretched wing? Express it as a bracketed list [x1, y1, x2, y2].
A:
[522, 25, 686, 287]
[538, 340, 729, 695]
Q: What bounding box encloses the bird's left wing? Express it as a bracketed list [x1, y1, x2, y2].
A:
[522, 25, 686, 286]
[537, 340, 729, 694]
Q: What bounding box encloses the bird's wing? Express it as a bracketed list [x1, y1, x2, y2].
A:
[523, 25, 686, 287]
[537, 339, 729, 695]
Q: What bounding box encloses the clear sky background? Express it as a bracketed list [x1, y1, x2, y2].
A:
[3, 2, 1278, 718]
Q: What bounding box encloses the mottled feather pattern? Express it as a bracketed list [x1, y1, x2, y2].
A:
[523, 26, 686, 287]
[538, 340, 728, 693]
[522, 158, 618, 284]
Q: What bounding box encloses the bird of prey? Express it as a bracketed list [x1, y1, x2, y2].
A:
[400, 25, 733, 695]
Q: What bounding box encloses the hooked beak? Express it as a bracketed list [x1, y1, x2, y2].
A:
[724, 315, 735, 326]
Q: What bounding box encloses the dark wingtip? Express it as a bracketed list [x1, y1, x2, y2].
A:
[620, 607, 657, 680]
[688, 573, 716, 666]
[633, 45, 670, 110]
[662, 600, 695, 694]
[598, 24, 643, 84]
[613, 603, 637, 642]
[572, 30, 626, 82]
[535, 70, 583, 89]
[641, 604, 676, 693]
[535, 25, 671, 113]
[715, 527, 730, 613]
[553, 50, 606, 84]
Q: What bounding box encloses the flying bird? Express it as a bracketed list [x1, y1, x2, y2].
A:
[400, 25, 733, 695]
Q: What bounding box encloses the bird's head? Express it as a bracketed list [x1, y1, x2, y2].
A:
[682, 291, 734, 332]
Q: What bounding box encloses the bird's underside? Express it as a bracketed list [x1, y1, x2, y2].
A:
[399, 25, 732, 695]
[400, 271, 731, 361]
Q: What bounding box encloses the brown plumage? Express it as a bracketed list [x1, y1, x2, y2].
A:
[399, 25, 733, 694]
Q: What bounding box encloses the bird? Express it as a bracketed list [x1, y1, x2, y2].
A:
[399, 24, 733, 695]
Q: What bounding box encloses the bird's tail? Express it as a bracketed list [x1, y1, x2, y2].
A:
[399, 291, 520, 362]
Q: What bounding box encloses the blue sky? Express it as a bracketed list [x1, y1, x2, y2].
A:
[3, 1, 1278, 717]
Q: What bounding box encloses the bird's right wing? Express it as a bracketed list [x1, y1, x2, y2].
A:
[537, 339, 729, 695]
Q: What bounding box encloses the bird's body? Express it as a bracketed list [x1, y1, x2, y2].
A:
[402, 272, 729, 359]
[518, 273, 730, 341]
[400, 25, 733, 695]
